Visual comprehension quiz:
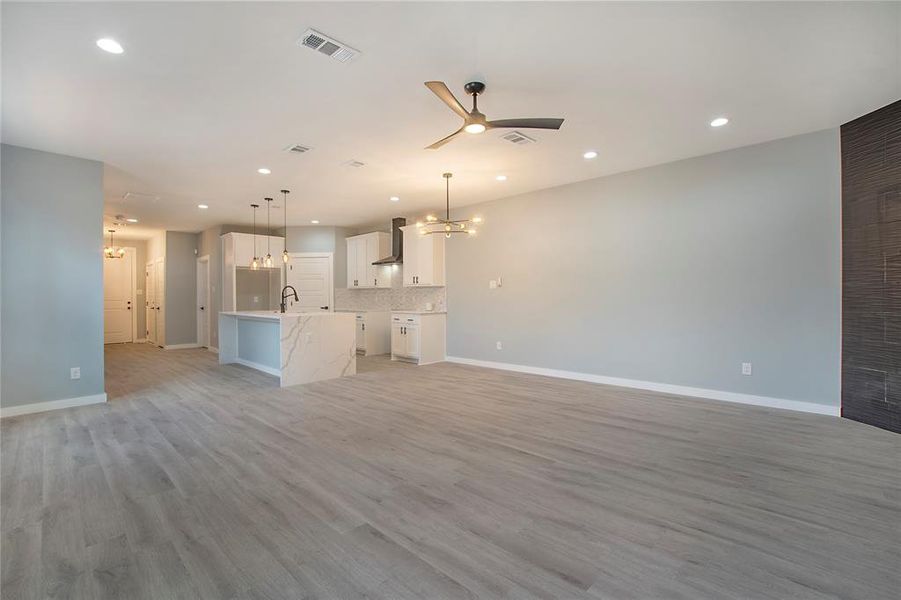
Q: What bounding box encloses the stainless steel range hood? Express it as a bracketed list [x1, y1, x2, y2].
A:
[372, 217, 406, 265]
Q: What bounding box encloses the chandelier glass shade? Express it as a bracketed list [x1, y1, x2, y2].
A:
[416, 173, 481, 238]
[104, 229, 126, 259]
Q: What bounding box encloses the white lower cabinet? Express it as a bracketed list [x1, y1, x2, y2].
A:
[390, 312, 446, 365]
[354, 311, 391, 356]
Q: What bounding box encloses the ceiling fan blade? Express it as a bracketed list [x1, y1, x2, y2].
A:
[487, 118, 564, 130]
[425, 127, 465, 150]
[424, 81, 470, 120]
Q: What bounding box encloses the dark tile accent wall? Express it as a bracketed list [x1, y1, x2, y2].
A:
[842, 100, 901, 433]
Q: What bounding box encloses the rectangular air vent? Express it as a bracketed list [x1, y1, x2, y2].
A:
[284, 144, 312, 154]
[298, 29, 360, 63]
[500, 131, 537, 145]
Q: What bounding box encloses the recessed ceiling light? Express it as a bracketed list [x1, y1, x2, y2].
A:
[390, 196, 400, 202]
[583, 151, 598, 159]
[257, 168, 271, 175]
[495, 175, 507, 181]
[96, 38, 124, 54]
[126, 218, 138, 223]
[311, 220, 320, 224]
[710, 117, 729, 127]
[197, 204, 209, 209]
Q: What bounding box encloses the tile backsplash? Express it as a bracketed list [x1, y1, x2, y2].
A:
[334, 286, 446, 312]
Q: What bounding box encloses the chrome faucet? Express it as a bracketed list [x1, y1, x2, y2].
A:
[280, 285, 298, 313]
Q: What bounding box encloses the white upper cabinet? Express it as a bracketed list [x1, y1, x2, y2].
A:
[227, 232, 283, 268]
[401, 226, 445, 287]
[346, 232, 391, 289]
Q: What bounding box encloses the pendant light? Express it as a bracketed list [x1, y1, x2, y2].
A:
[103, 229, 126, 258]
[281, 189, 290, 264]
[250, 203, 260, 270]
[416, 173, 482, 238]
[264, 197, 274, 268]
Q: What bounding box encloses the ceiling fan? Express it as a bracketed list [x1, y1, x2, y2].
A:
[424, 81, 564, 149]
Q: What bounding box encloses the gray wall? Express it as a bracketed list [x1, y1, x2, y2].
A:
[1, 144, 105, 408]
[164, 231, 199, 346]
[446, 129, 841, 407]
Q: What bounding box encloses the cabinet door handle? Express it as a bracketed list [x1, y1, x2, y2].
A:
[362, 323, 365, 331]
[374, 279, 377, 286]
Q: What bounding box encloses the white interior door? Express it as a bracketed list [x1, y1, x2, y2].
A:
[286, 253, 333, 312]
[153, 257, 165, 346]
[145, 261, 156, 344]
[197, 256, 210, 348]
[104, 249, 134, 344]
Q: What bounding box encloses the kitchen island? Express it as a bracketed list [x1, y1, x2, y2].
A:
[219, 311, 355, 387]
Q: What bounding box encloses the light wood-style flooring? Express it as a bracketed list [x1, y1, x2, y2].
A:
[2, 343, 899, 599]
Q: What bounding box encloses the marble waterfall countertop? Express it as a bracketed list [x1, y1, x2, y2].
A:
[219, 311, 356, 386]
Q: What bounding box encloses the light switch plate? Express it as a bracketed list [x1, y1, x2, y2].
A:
[742, 362, 752, 376]
[489, 280, 497, 289]
[496, 341, 503, 350]
[70, 367, 81, 380]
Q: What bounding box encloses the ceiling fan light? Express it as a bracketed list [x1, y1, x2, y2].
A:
[464, 123, 486, 134]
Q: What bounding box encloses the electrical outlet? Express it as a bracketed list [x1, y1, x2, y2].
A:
[742, 362, 752, 376]
[496, 341, 503, 350]
[70, 367, 81, 380]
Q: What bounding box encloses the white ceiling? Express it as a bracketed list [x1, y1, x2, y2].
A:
[3, 2, 899, 238]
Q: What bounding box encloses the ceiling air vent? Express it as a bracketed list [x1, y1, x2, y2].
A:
[284, 144, 312, 154]
[298, 29, 360, 63]
[500, 131, 536, 145]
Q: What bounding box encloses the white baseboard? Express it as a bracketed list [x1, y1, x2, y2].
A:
[445, 356, 839, 417]
[233, 357, 281, 377]
[164, 343, 201, 350]
[1, 393, 108, 418]
[208, 346, 219, 354]
[134, 338, 147, 343]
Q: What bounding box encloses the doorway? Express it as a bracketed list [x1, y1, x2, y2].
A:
[197, 255, 211, 348]
[103, 247, 136, 343]
[285, 252, 334, 312]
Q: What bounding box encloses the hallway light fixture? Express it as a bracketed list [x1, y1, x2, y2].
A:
[264, 197, 274, 268]
[250, 203, 260, 270]
[281, 189, 290, 264]
[104, 229, 126, 258]
[417, 173, 480, 238]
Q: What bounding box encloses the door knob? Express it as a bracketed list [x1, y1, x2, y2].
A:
[200, 306, 205, 310]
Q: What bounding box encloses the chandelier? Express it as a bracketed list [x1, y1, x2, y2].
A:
[416, 173, 481, 238]
[249, 203, 260, 270]
[264, 197, 274, 268]
[281, 189, 290, 264]
[103, 229, 126, 259]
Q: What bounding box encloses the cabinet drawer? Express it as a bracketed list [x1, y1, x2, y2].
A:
[392, 313, 420, 325]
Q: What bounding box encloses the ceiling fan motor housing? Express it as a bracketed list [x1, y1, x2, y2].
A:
[464, 81, 486, 96]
